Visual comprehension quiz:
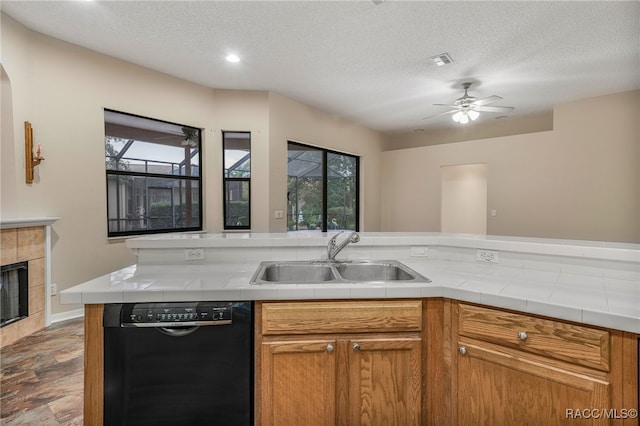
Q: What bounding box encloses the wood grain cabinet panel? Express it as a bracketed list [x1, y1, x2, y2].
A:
[456, 339, 611, 425]
[261, 339, 337, 426]
[451, 302, 638, 426]
[261, 300, 422, 335]
[257, 300, 423, 426]
[348, 337, 422, 426]
[84, 304, 104, 426]
[458, 303, 610, 371]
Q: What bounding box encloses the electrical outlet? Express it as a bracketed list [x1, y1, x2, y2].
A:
[476, 249, 499, 263]
[51, 283, 57, 296]
[184, 248, 205, 261]
[410, 246, 429, 257]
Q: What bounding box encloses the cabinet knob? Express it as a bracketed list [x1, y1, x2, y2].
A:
[459, 346, 467, 355]
[353, 343, 360, 352]
[518, 331, 528, 341]
[326, 344, 334, 353]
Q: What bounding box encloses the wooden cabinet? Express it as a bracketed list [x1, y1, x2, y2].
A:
[256, 300, 423, 426]
[457, 303, 611, 370]
[346, 336, 422, 425]
[456, 339, 611, 425]
[261, 339, 337, 426]
[450, 302, 639, 426]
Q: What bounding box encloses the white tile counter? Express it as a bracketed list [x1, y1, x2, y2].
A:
[61, 232, 640, 334]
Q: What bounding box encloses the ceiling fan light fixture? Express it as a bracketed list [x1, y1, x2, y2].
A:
[425, 82, 515, 125]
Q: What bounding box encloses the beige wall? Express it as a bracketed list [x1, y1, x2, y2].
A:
[381, 90, 640, 243]
[1, 15, 384, 316]
[441, 163, 488, 234]
[267, 92, 384, 232]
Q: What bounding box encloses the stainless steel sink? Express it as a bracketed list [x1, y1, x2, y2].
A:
[250, 260, 430, 285]
[258, 262, 338, 283]
[334, 261, 416, 281]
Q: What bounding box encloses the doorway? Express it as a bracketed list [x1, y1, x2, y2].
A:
[441, 163, 488, 234]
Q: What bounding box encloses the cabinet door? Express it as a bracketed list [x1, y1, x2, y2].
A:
[456, 341, 611, 425]
[261, 339, 337, 426]
[347, 337, 422, 426]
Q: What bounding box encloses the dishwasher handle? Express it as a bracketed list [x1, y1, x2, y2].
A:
[156, 326, 200, 337]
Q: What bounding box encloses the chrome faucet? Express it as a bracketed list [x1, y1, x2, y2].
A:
[327, 231, 360, 260]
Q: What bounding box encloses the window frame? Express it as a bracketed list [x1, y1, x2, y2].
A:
[104, 109, 203, 238]
[223, 131, 251, 230]
[287, 141, 360, 233]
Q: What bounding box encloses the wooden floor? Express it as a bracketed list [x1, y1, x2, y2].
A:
[1, 317, 84, 425]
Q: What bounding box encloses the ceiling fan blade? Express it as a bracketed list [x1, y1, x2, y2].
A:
[475, 105, 515, 113]
[432, 103, 458, 108]
[474, 95, 503, 106]
[422, 110, 458, 120]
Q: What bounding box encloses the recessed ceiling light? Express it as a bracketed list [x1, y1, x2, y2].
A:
[225, 54, 240, 63]
[430, 53, 453, 67]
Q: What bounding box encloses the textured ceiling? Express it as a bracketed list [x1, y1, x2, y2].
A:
[2, 1, 639, 134]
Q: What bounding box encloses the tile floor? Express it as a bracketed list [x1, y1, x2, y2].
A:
[1, 318, 84, 425]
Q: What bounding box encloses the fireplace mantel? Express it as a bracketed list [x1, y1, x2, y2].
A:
[1, 217, 60, 229]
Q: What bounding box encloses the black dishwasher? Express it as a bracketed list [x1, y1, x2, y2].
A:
[103, 301, 253, 426]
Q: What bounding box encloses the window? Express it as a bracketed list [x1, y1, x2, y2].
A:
[223, 132, 251, 229]
[287, 142, 359, 232]
[105, 110, 202, 237]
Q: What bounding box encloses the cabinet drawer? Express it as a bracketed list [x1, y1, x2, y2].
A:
[261, 300, 422, 335]
[457, 303, 610, 371]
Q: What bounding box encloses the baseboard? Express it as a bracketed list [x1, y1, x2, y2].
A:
[51, 308, 84, 323]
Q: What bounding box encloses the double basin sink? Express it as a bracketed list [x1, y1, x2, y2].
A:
[250, 260, 431, 285]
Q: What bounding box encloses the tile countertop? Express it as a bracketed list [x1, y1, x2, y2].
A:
[61, 232, 640, 334]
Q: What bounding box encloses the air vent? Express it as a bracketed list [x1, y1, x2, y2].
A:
[431, 53, 453, 66]
[371, 0, 385, 5]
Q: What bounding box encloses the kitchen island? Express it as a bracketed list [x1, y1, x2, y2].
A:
[63, 232, 639, 333]
[61, 232, 639, 425]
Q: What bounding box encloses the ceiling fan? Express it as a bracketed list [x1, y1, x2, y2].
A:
[153, 127, 199, 147]
[424, 83, 515, 124]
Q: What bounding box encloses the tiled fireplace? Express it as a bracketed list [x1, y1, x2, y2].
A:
[0, 226, 47, 347]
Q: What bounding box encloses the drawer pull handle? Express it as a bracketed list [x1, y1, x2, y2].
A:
[518, 331, 528, 341]
[353, 343, 360, 352]
[326, 344, 334, 353]
[459, 346, 467, 355]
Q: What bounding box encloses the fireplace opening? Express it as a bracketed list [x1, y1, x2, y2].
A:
[0, 261, 29, 328]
